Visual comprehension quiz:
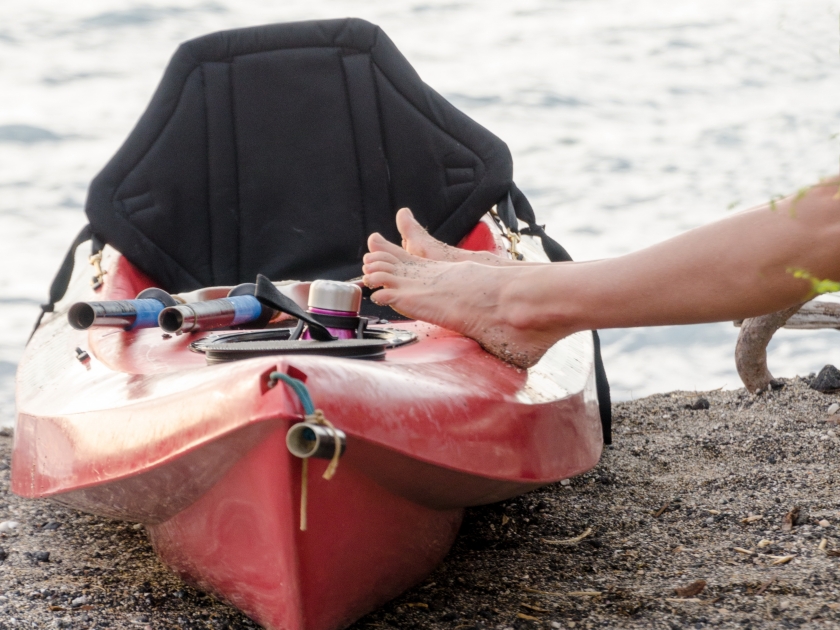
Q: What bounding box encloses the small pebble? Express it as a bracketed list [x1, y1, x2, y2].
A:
[828, 403, 840, 415]
[33, 551, 50, 562]
[70, 596, 88, 607]
[819, 519, 830, 528]
[0, 521, 20, 533]
[560, 479, 571, 486]
[686, 397, 710, 410]
[811, 365, 840, 392]
[795, 509, 810, 526]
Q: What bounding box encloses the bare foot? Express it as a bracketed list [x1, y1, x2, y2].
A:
[385, 207, 514, 266]
[362, 245, 567, 369]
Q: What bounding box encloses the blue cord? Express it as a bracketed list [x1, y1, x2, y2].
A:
[269, 372, 315, 415]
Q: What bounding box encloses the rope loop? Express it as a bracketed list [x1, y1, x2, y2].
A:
[269, 371, 343, 531]
[305, 409, 341, 481]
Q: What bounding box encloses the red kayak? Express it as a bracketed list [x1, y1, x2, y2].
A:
[13, 18, 609, 630]
[12, 217, 603, 630]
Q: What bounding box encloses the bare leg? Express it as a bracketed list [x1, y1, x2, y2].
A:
[365, 179, 840, 368]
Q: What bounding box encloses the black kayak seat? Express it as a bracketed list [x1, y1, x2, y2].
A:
[85, 18, 519, 292]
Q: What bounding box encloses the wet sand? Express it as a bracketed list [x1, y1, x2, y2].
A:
[0, 377, 838, 629]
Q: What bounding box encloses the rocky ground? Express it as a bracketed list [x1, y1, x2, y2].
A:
[0, 376, 839, 629]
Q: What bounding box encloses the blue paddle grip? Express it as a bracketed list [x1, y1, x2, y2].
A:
[126, 298, 168, 330]
[229, 295, 264, 326]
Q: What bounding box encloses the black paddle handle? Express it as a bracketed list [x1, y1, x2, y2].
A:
[254, 275, 335, 342]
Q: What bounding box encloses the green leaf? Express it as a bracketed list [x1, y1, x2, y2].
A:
[788, 268, 840, 295]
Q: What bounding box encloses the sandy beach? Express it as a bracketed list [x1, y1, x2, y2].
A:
[1, 375, 838, 629]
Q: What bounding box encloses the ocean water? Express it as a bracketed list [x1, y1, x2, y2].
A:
[1, 0, 839, 426]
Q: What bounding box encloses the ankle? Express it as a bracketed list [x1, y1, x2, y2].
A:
[501, 264, 584, 336]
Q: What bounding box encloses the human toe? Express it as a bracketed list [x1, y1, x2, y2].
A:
[369, 288, 397, 306]
[367, 232, 414, 260]
[362, 250, 401, 265]
[362, 260, 397, 275]
[396, 208, 432, 251]
[363, 270, 402, 290]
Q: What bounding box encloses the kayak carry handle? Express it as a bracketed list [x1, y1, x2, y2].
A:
[68, 288, 176, 331]
[158, 286, 273, 334]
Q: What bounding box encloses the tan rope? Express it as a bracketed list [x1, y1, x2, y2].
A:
[299, 457, 309, 531]
[298, 409, 341, 531]
[507, 231, 521, 259]
[306, 410, 342, 480]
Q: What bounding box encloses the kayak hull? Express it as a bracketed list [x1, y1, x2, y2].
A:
[147, 428, 463, 630]
[12, 219, 604, 629]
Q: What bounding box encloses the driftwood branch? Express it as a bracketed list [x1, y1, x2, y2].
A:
[735, 303, 806, 394]
[734, 299, 840, 330]
[735, 297, 840, 393]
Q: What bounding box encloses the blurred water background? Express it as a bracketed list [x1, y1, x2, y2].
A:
[1, 0, 839, 426]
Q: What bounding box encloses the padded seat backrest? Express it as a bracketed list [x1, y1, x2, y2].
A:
[85, 18, 515, 292]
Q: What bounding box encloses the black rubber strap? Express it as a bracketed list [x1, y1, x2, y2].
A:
[28, 224, 99, 344]
[254, 275, 335, 342]
[505, 184, 612, 445]
[310, 312, 361, 330]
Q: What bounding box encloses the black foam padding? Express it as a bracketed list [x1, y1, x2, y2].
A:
[202, 339, 388, 363]
[85, 18, 514, 293]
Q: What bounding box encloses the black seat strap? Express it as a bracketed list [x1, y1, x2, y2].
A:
[495, 191, 519, 234]
[504, 184, 612, 445]
[591, 330, 612, 445]
[28, 224, 102, 344]
[507, 183, 573, 262]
